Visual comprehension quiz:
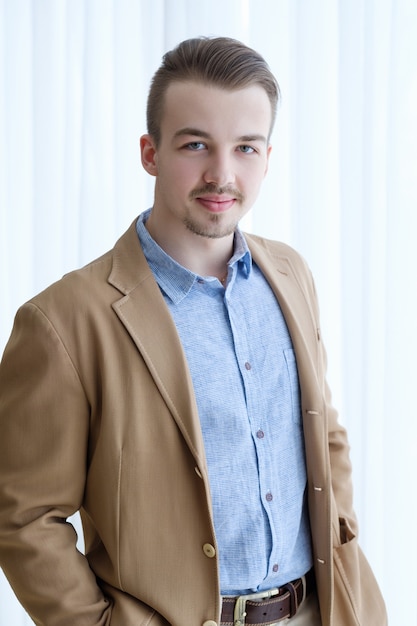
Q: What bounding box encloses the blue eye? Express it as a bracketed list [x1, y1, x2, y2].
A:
[238, 145, 255, 154]
[186, 142, 206, 150]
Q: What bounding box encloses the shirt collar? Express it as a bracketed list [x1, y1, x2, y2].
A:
[136, 208, 252, 304]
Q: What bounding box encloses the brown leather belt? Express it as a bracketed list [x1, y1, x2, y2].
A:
[221, 569, 315, 625]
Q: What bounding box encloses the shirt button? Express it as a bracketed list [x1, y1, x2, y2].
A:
[203, 543, 216, 558]
[266, 492, 273, 502]
[244, 362, 251, 370]
[256, 430, 265, 439]
[273, 564, 279, 572]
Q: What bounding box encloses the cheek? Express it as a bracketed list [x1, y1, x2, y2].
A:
[163, 155, 195, 177]
[157, 162, 196, 197]
[240, 166, 267, 193]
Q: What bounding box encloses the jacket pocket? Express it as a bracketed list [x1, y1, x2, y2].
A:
[103, 581, 171, 626]
[332, 518, 387, 626]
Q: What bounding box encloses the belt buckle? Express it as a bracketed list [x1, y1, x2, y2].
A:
[233, 587, 279, 626]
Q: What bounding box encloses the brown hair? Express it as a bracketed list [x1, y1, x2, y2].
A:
[146, 36, 280, 145]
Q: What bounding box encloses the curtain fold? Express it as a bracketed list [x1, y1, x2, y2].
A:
[1, 1, 416, 624]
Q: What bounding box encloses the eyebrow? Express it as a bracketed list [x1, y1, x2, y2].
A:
[173, 127, 268, 144]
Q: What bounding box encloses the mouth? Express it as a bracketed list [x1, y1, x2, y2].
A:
[196, 195, 237, 213]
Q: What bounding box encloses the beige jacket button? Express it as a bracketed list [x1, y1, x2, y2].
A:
[202, 543, 216, 558]
[203, 621, 217, 626]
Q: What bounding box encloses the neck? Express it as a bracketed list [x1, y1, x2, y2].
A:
[145, 213, 234, 279]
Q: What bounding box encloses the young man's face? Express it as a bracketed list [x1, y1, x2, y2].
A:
[140, 80, 272, 242]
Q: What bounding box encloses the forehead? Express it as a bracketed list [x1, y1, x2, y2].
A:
[160, 80, 272, 140]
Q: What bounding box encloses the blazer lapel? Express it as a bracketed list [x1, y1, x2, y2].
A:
[107, 221, 207, 465]
[247, 235, 320, 398]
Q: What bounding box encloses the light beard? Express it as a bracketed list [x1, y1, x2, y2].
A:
[183, 213, 238, 239]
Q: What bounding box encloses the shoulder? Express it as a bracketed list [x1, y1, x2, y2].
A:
[245, 231, 307, 261]
[27, 249, 114, 315]
[244, 232, 313, 282]
[27, 220, 141, 314]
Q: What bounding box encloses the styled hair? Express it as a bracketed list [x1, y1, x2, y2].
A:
[146, 36, 281, 145]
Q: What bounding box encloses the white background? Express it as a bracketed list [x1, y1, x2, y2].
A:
[1, 1, 417, 624]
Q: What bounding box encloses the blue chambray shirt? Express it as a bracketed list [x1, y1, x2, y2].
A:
[136, 209, 313, 595]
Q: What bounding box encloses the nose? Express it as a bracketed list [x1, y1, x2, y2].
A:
[203, 150, 236, 187]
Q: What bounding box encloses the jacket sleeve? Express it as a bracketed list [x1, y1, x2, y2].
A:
[313, 288, 388, 625]
[0, 302, 111, 625]
[323, 351, 358, 537]
[310, 266, 358, 536]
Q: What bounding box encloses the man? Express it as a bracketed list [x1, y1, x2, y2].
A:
[0, 37, 386, 626]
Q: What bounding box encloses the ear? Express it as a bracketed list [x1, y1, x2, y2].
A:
[264, 144, 272, 177]
[140, 134, 158, 176]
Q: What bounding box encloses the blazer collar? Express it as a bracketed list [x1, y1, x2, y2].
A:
[246, 233, 308, 334]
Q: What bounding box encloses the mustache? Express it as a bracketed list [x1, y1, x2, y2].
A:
[189, 184, 244, 201]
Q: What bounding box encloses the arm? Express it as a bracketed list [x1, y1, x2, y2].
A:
[0, 303, 111, 625]
[310, 271, 358, 536]
[324, 375, 358, 537]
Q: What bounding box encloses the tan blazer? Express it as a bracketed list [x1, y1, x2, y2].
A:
[0, 221, 387, 626]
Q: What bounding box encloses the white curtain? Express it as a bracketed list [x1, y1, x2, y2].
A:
[1, 1, 416, 624]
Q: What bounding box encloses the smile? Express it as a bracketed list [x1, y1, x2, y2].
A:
[196, 196, 236, 213]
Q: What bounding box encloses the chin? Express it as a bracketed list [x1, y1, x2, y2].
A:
[184, 211, 241, 238]
[184, 219, 237, 239]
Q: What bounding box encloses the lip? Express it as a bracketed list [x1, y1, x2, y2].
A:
[196, 196, 236, 213]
